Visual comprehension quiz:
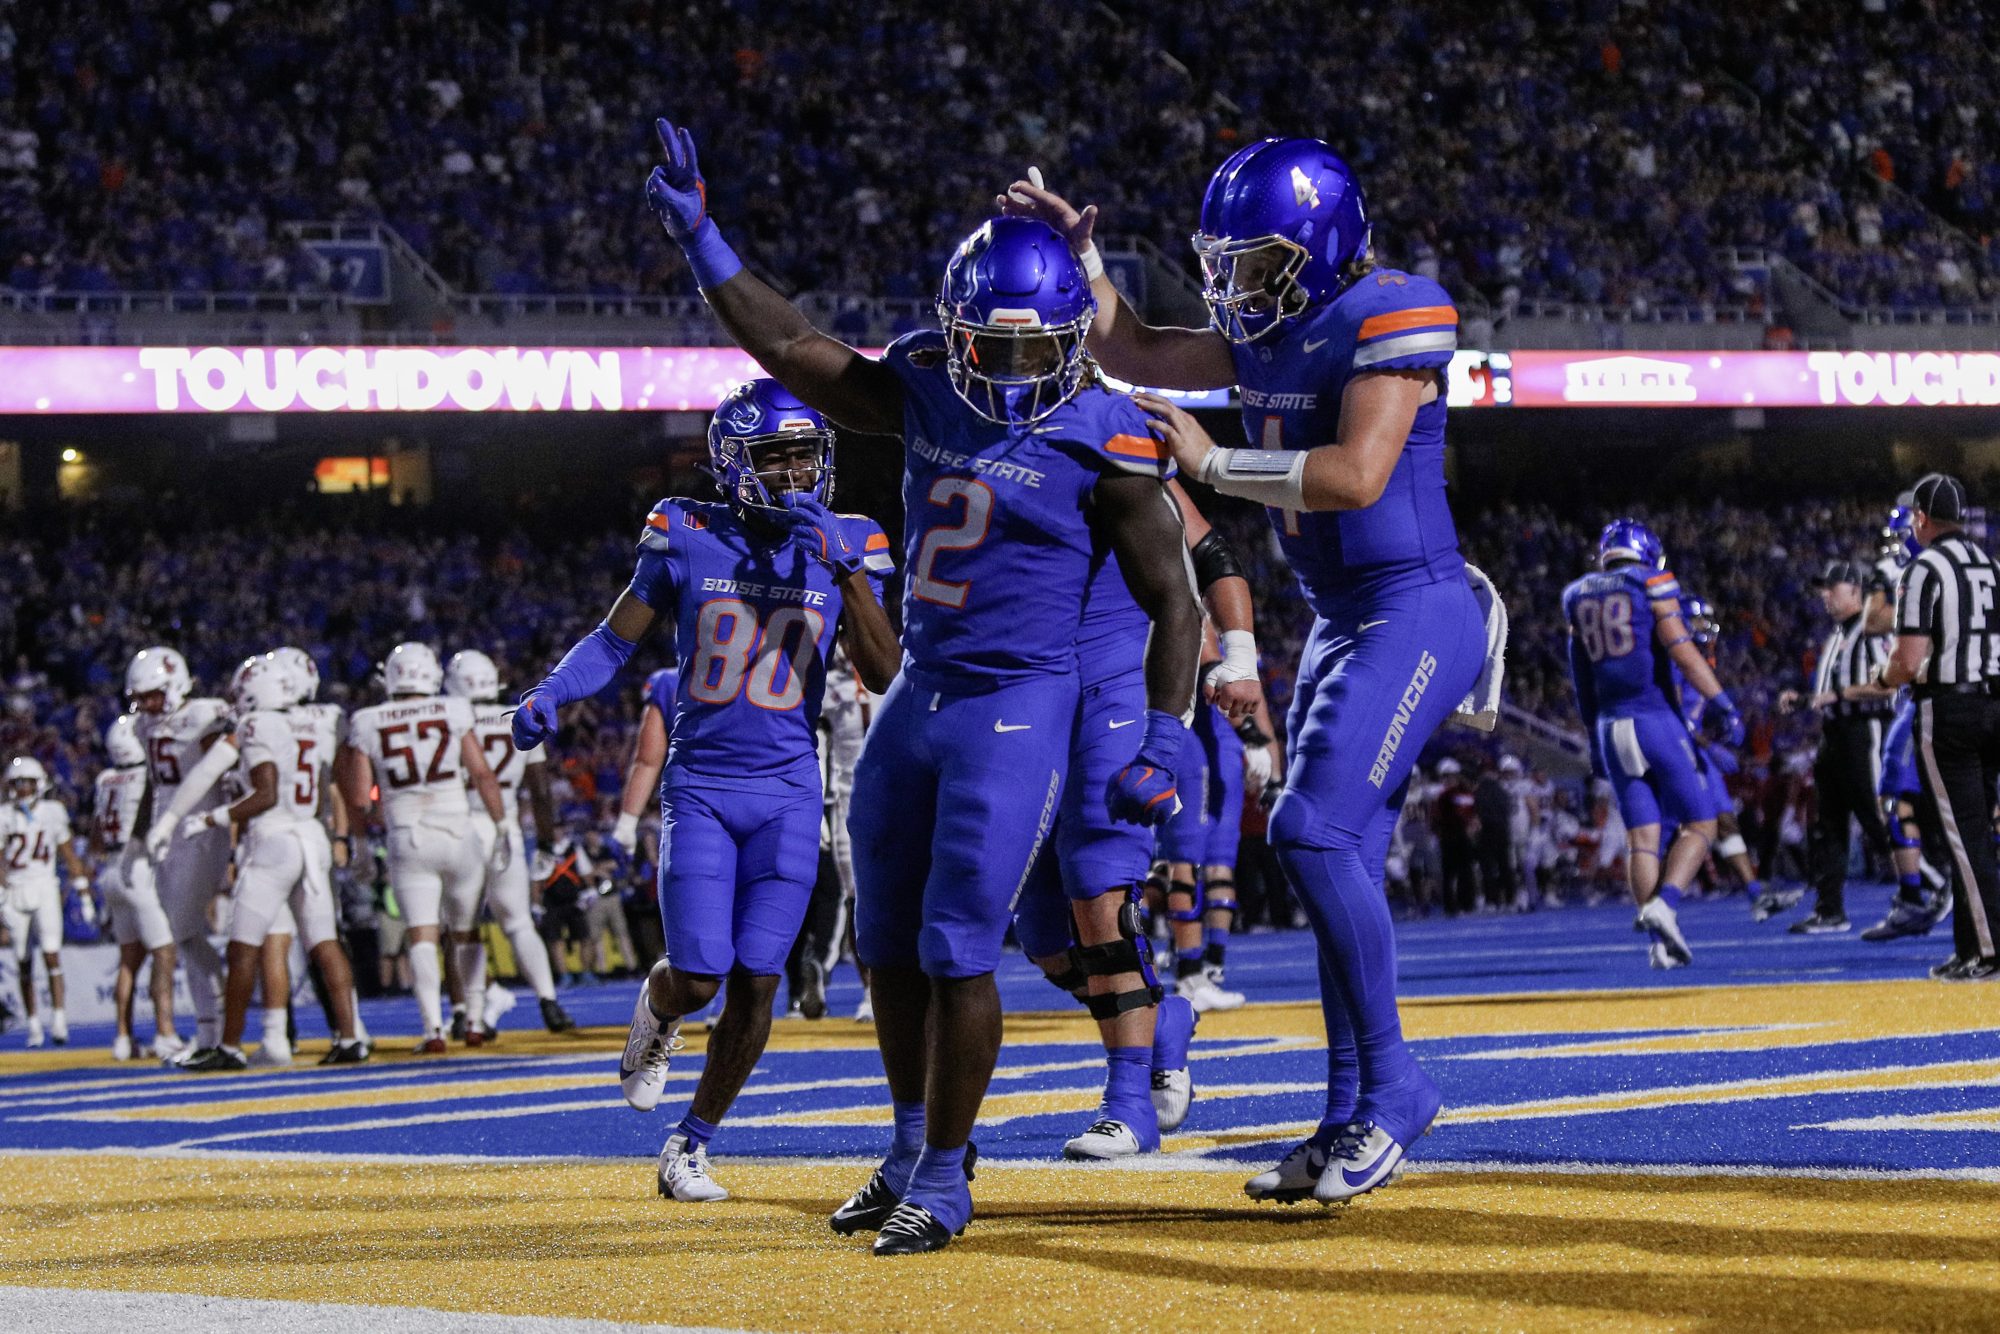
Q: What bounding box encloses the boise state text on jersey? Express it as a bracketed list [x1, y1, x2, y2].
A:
[884, 330, 1171, 693]
[629, 497, 888, 782]
[1229, 269, 1463, 611]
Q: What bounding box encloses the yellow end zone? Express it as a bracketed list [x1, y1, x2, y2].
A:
[2, 1153, 1998, 1332]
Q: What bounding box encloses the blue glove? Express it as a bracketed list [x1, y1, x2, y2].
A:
[781, 494, 863, 576]
[1704, 690, 1745, 748]
[1704, 742, 1740, 777]
[1106, 710, 1187, 827]
[647, 117, 742, 288]
[512, 692, 560, 750]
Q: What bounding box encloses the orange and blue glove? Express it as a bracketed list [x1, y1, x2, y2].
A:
[1106, 710, 1187, 827]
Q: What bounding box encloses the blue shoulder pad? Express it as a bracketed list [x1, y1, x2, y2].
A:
[636, 495, 690, 554]
[837, 513, 896, 578]
[1046, 388, 1177, 480]
[1348, 270, 1458, 373]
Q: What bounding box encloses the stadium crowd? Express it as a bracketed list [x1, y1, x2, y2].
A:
[1, 0, 1994, 311]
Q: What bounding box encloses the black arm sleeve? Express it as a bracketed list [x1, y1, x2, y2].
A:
[1189, 530, 1247, 594]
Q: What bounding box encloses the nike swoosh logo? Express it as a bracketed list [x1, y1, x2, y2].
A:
[993, 721, 1032, 733]
[1107, 719, 1136, 729]
[1303, 337, 1330, 353]
[1359, 619, 1388, 630]
[1032, 426, 1063, 434]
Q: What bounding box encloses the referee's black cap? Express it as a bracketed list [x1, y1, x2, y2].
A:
[1912, 472, 1969, 522]
[1813, 558, 1868, 589]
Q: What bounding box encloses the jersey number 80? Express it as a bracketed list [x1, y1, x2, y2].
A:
[688, 599, 826, 711]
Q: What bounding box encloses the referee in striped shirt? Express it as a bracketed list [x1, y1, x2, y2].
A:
[1874, 473, 2000, 981]
[1779, 560, 1892, 933]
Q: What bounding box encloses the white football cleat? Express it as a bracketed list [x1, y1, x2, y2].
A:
[1245, 1139, 1329, 1203]
[1647, 940, 1686, 970]
[1177, 971, 1244, 1013]
[249, 1038, 293, 1068]
[1152, 1067, 1193, 1132]
[149, 1034, 185, 1062]
[25, 1017, 43, 1049]
[483, 982, 517, 1030]
[619, 985, 683, 1112]
[112, 1034, 134, 1062]
[657, 1133, 729, 1202]
[1639, 895, 1693, 965]
[1313, 1122, 1411, 1204]
[1063, 1118, 1145, 1161]
[48, 1010, 67, 1045]
[854, 993, 875, 1024]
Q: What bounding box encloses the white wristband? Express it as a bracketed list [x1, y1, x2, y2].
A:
[1200, 447, 1308, 510]
[1218, 629, 1259, 680]
[1078, 243, 1105, 281]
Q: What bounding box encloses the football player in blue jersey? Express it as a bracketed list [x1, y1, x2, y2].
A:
[513, 377, 902, 1204]
[1561, 520, 1742, 969]
[644, 117, 1202, 1253]
[1001, 142, 1497, 1204]
[1858, 503, 1951, 940]
[1674, 597, 1770, 910]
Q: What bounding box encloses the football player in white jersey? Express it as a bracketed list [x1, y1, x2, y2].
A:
[1, 756, 92, 1047]
[170, 657, 368, 1070]
[337, 643, 510, 1052]
[444, 649, 574, 1039]
[93, 714, 180, 1060]
[129, 646, 234, 1063]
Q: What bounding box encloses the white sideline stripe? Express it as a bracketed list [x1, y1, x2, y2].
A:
[0, 1285, 758, 1334]
[0, 1052, 631, 1110]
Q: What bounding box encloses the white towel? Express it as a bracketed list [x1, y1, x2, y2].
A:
[1453, 563, 1508, 732]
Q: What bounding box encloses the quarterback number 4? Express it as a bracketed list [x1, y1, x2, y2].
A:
[910, 477, 995, 609]
[1261, 416, 1302, 537]
[687, 599, 827, 711]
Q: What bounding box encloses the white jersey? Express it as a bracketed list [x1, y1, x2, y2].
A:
[93, 764, 147, 851]
[289, 703, 343, 824]
[469, 702, 544, 822]
[234, 708, 327, 828]
[0, 798, 71, 901]
[346, 695, 476, 828]
[135, 697, 231, 823]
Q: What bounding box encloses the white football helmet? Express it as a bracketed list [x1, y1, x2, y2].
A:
[382, 642, 443, 697]
[230, 655, 295, 715]
[443, 650, 501, 702]
[4, 756, 48, 802]
[125, 646, 192, 714]
[267, 646, 321, 704]
[106, 713, 145, 767]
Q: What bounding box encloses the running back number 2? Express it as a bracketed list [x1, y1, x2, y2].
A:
[910, 478, 995, 609]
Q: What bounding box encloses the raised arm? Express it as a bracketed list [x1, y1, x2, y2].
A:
[998, 172, 1236, 391]
[648, 117, 904, 436]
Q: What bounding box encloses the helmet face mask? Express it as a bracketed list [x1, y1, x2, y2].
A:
[125, 646, 191, 715]
[1193, 233, 1313, 344]
[938, 308, 1092, 425]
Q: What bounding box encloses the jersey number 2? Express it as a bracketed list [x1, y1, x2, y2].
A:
[909, 478, 994, 609]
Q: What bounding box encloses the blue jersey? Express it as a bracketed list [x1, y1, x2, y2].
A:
[645, 666, 679, 733]
[628, 497, 888, 785]
[883, 330, 1170, 693]
[1562, 564, 1684, 719]
[1075, 551, 1152, 690]
[1227, 268, 1463, 613]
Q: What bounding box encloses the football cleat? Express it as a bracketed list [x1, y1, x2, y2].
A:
[1751, 886, 1805, 922]
[48, 1011, 67, 1045]
[415, 1035, 449, 1055]
[539, 996, 576, 1032]
[149, 1034, 185, 1062]
[25, 1017, 43, 1049]
[619, 985, 683, 1111]
[1648, 939, 1687, 970]
[1943, 956, 2000, 982]
[112, 1034, 133, 1062]
[484, 982, 517, 1030]
[658, 1132, 730, 1202]
[448, 1010, 468, 1043]
[319, 1039, 372, 1065]
[1152, 1067, 1194, 1132]
[180, 1046, 249, 1072]
[829, 1169, 900, 1235]
[1788, 911, 1852, 935]
[797, 957, 827, 1021]
[1177, 971, 1245, 1013]
[854, 993, 875, 1024]
[1861, 897, 1946, 941]
[1638, 895, 1692, 965]
[872, 1202, 960, 1256]
[1313, 1121, 1414, 1205]
[1245, 1139, 1329, 1203]
[1930, 954, 1970, 980]
[1063, 1118, 1146, 1161]
[249, 1039, 293, 1068]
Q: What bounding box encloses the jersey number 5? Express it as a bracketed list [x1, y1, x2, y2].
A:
[909, 478, 995, 609]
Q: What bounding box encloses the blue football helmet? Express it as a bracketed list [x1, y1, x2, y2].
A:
[1684, 596, 1717, 650]
[937, 216, 1096, 425]
[707, 378, 835, 517]
[1193, 136, 1372, 344]
[1599, 518, 1664, 572]
[1881, 501, 1918, 563]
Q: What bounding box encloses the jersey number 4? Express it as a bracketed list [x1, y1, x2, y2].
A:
[910, 477, 994, 609]
[688, 600, 826, 710]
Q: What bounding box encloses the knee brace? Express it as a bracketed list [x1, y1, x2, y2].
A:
[1075, 887, 1164, 1021]
[1042, 958, 1088, 998]
[1714, 834, 1747, 860]
[1203, 877, 1238, 926]
[1888, 815, 1921, 852]
[1166, 877, 1204, 923]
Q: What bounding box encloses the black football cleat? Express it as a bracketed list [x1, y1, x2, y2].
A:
[180, 1046, 248, 1072]
[319, 1039, 372, 1065]
[830, 1141, 977, 1235]
[540, 997, 576, 1032]
[871, 1202, 961, 1256]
